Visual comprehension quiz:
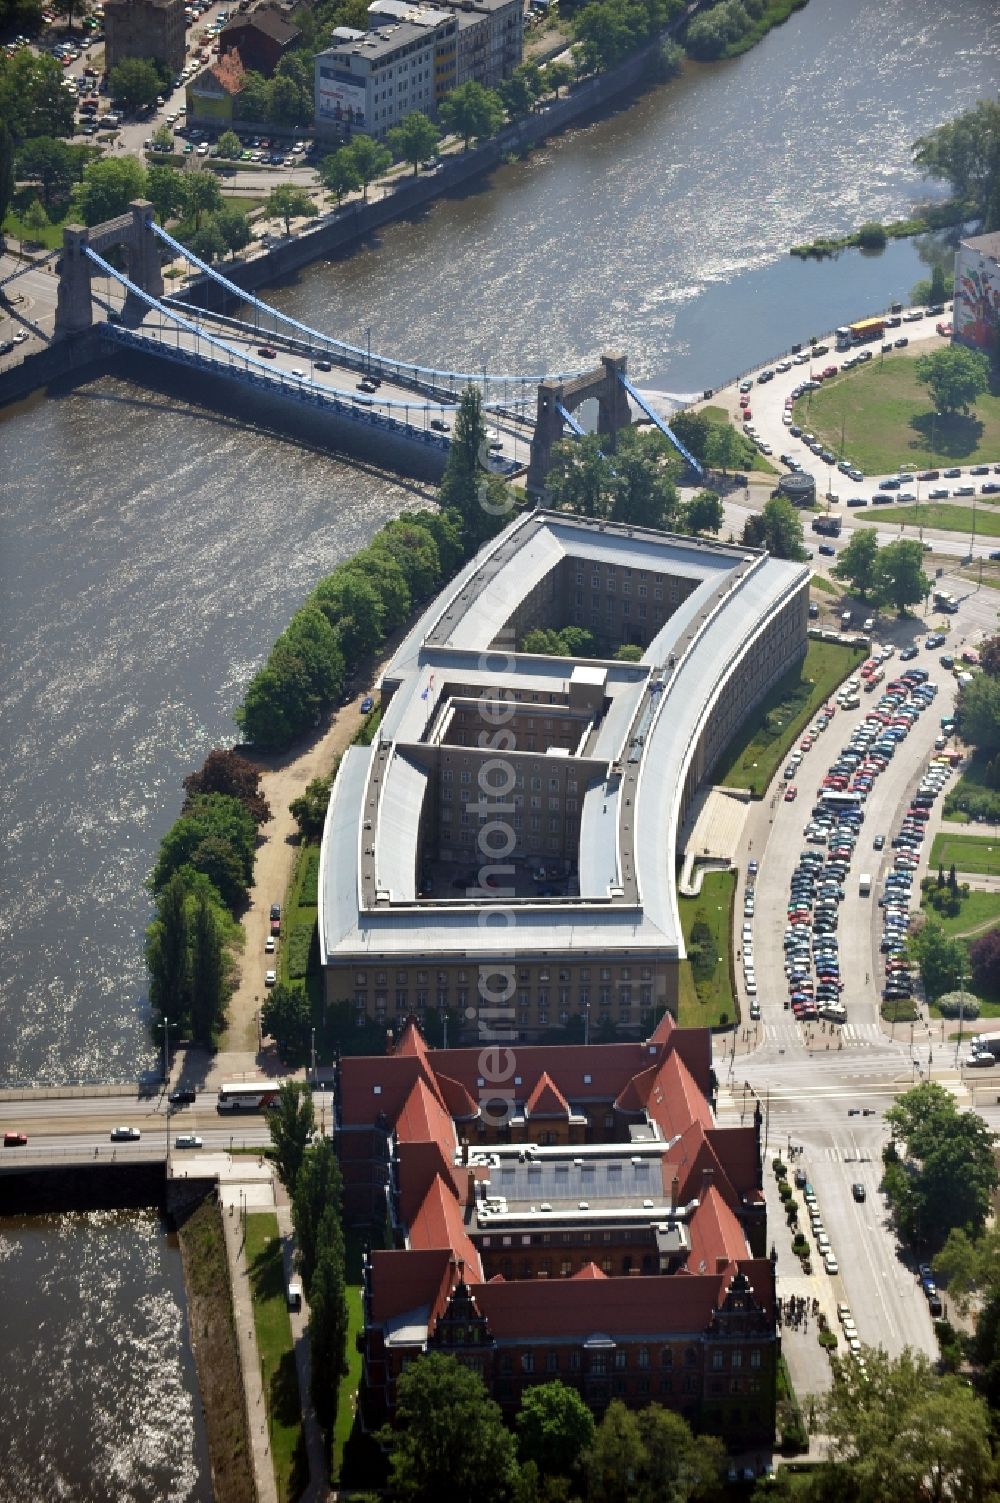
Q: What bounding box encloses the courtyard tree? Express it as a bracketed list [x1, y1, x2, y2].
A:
[380, 1353, 521, 1502]
[266, 1079, 315, 1194]
[833, 527, 880, 598]
[386, 110, 440, 174]
[914, 344, 990, 415]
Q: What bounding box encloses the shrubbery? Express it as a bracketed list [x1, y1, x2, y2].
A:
[936, 989, 981, 1020]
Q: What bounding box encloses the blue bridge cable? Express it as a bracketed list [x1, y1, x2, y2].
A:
[555, 402, 586, 438]
[82, 245, 457, 434]
[150, 221, 585, 393]
[617, 374, 705, 480]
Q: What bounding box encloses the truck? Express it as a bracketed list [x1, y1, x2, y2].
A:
[970, 1035, 1000, 1061]
[849, 317, 886, 344]
[811, 514, 842, 536]
[858, 873, 872, 897]
[933, 590, 959, 614]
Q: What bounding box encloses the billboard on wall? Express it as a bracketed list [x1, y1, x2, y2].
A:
[317, 72, 367, 127]
[954, 247, 1000, 355]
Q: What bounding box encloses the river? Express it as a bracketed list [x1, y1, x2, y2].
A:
[0, 4, 998, 1489]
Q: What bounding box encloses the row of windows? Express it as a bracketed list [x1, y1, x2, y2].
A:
[443, 771, 580, 791]
[360, 995, 649, 1020]
[575, 575, 677, 599]
[354, 966, 652, 985]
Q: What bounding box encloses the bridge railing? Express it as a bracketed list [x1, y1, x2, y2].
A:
[152, 220, 582, 396]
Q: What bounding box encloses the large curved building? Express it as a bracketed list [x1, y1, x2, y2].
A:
[319, 508, 809, 1041]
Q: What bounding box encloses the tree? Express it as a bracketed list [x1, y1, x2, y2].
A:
[319, 145, 362, 203]
[668, 409, 711, 465]
[636, 1404, 724, 1503]
[15, 135, 78, 211]
[309, 1219, 349, 1432]
[517, 1381, 594, 1482]
[978, 632, 1000, 677]
[146, 163, 186, 223]
[261, 979, 312, 1065]
[346, 134, 391, 198]
[387, 110, 440, 174]
[289, 771, 335, 842]
[915, 344, 990, 415]
[371, 518, 442, 602]
[74, 155, 148, 226]
[214, 205, 251, 258]
[820, 1345, 997, 1503]
[108, 57, 162, 116]
[0, 51, 76, 142]
[499, 63, 542, 120]
[440, 81, 505, 149]
[312, 567, 386, 660]
[215, 128, 241, 160]
[908, 918, 967, 1002]
[957, 672, 1000, 751]
[704, 421, 742, 475]
[683, 489, 723, 535]
[151, 792, 256, 909]
[586, 1400, 646, 1503]
[183, 748, 271, 826]
[186, 218, 226, 265]
[146, 871, 191, 1028]
[0, 120, 14, 231]
[929, 263, 948, 304]
[544, 60, 574, 98]
[872, 538, 929, 614]
[266, 1079, 315, 1194]
[182, 168, 222, 230]
[616, 643, 644, 661]
[292, 1137, 344, 1293]
[970, 925, 1000, 998]
[21, 195, 49, 237]
[741, 495, 808, 560]
[380, 1353, 521, 1503]
[267, 72, 311, 127]
[913, 99, 1000, 229]
[884, 1081, 998, 1246]
[438, 384, 508, 548]
[189, 885, 226, 1044]
[265, 183, 317, 236]
[236, 69, 270, 123]
[833, 527, 880, 599]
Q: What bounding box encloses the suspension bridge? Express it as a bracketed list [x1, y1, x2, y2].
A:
[41, 199, 703, 489]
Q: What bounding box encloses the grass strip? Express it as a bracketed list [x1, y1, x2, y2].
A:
[677, 871, 736, 1028]
[715, 640, 865, 796]
[245, 1212, 308, 1503]
[928, 831, 1000, 878]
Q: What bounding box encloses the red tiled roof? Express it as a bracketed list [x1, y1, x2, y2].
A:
[409, 1172, 482, 1279]
[671, 1124, 741, 1217]
[571, 1261, 607, 1280]
[687, 1182, 749, 1272]
[369, 1247, 452, 1324]
[613, 1062, 657, 1114]
[395, 1074, 455, 1148]
[434, 1070, 480, 1122]
[473, 1271, 724, 1339]
[393, 1019, 429, 1059]
[644, 1050, 714, 1141]
[396, 1139, 461, 1227]
[210, 48, 245, 94]
[647, 1011, 676, 1047]
[431, 1040, 669, 1107]
[707, 1126, 760, 1199]
[525, 1070, 570, 1120]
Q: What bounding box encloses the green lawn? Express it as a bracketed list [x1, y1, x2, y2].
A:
[281, 843, 320, 988]
[714, 639, 865, 795]
[886, 503, 1000, 539]
[245, 1213, 307, 1503]
[2, 209, 66, 251]
[792, 355, 1000, 475]
[921, 887, 1000, 936]
[811, 573, 837, 594]
[332, 1229, 366, 1482]
[929, 831, 1000, 877]
[700, 405, 777, 475]
[677, 870, 736, 1028]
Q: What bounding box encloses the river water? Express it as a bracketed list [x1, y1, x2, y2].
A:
[0, 1209, 212, 1503]
[0, 3, 998, 1490]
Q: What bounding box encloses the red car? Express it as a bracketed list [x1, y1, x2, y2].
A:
[822, 365, 838, 379]
[257, 346, 277, 359]
[784, 785, 797, 801]
[3, 1132, 28, 1147]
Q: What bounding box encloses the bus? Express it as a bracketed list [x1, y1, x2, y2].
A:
[819, 790, 864, 812]
[217, 1082, 281, 1112]
[848, 318, 885, 345]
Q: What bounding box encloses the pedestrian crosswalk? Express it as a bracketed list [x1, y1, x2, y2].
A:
[759, 1022, 884, 1046]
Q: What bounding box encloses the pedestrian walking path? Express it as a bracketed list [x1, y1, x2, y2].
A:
[275, 1186, 331, 1503]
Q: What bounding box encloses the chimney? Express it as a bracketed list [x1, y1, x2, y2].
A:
[700, 1168, 713, 1199]
[460, 1138, 469, 1165]
[670, 1175, 679, 1212]
[716, 1256, 729, 1275]
[468, 1168, 479, 1204]
[385, 1029, 394, 1056]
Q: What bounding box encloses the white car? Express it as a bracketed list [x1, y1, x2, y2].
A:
[824, 1253, 839, 1275]
[111, 1125, 141, 1141]
[174, 1134, 203, 1149]
[265, 936, 275, 954]
[265, 969, 277, 987]
[13, 331, 28, 345]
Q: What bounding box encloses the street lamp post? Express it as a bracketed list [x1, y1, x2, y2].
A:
[955, 972, 966, 1066]
[310, 1027, 316, 1088]
[156, 1017, 170, 1084]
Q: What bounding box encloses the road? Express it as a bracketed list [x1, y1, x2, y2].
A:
[0, 1089, 272, 1160]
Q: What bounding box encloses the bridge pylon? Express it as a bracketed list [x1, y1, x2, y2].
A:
[526, 353, 631, 496]
[55, 200, 164, 338]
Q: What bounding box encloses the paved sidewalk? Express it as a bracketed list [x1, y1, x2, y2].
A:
[275, 1187, 332, 1503]
[219, 1167, 280, 1503]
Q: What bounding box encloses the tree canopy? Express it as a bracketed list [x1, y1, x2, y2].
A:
[108, 57, 167, 115]
[440, 80, 505, 148]
[957, 672, 1000, 751]
[0, 50, 75, 142]
[913, 98, 1000, 230]
[387, 110, 440, 173]
[265, 183, 317, 235]
[516, 1379, 595, 1480]
[740, 495, 808, 560]
[266, 1079, 315, 1194]
[883, 1081, 998, 1248]
[833, 527, 880, 599]
[73, 154, 148, 225]
[379, 1353, 521, 1503]
[915, 345, 990, 416]
[873, 538, 929, 614]
[546, 429, 681, 530]
[183, 747, 271, 825]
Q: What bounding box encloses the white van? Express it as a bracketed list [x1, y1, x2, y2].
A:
[859, 873, 872, 897]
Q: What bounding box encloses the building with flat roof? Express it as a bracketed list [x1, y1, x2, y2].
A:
[104, 0, 186, 75]
[342, 1015, 776, 1449]
[954, 230, 1000, 357]
[318, 508, 809, 1042]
